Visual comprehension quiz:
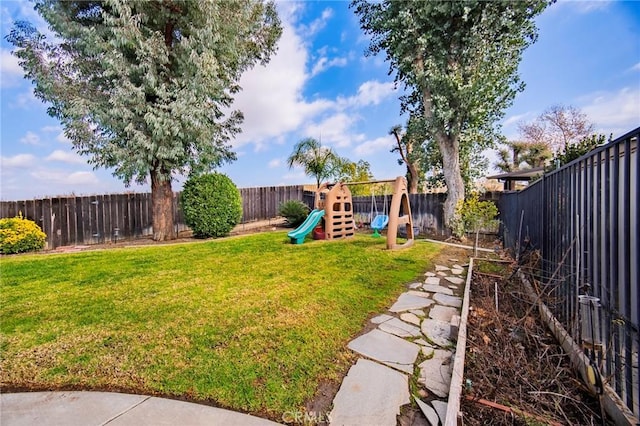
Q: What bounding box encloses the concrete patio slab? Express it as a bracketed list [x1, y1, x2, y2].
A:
[0, 392, 279, 426]
[329, 359, 409, 426]
[347, 329, 420, 374]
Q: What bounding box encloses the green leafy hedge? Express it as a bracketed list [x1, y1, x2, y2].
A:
[0, 214, 47, 254]
[181, 173, 243, 238]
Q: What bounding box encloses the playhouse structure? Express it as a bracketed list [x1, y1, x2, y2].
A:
[314, 182, 356, 240]
[288, 176, 415, 250]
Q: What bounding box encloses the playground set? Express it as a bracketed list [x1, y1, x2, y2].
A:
[287, 176, 414, 250]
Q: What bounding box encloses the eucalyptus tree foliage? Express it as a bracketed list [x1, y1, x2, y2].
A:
[352, 0, 547, 228]
[7, 0, 282, 240]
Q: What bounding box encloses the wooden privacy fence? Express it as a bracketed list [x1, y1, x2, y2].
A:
[1, 185, 305, 249]
[499, 127, 639, 417]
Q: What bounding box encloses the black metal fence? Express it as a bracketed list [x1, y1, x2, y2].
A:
[499, 127, 639, 416]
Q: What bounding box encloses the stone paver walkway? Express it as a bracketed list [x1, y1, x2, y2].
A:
[330, 260, 468, 426]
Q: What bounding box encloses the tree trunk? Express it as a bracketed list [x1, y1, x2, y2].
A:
[421, 86, 464, 230]
[151, 168, 175, 241]
[437, 133, 465, 230]
[407, 163, 419, 194]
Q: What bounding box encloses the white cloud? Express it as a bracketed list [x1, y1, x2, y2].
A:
[45, 149, 86, 164]
[555, 0, 612, 14]
[11, 88, 41, 109]
[343, 80, 396, 108]
[0, 48, 24, 88]
[42, 125, 61, 133]
[502, 112, 534, 128]
[580, 87, 640, 137]
[19, 131, 41, 146]
[354, 136, 395, 156]
[311, 56, 348, 77]
[30, 169, 99, 186]
[1, 154, 36, 168]
[268, 158, 282, 168]
[231, 19, 333, 148]
[629, 62, 640, 72]
[300, 7, 334, 36]
[303, 113, 365, 148]
[56, 132, 71, 144]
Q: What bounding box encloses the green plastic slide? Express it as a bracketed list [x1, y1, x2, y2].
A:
[287, 209, 325, 244]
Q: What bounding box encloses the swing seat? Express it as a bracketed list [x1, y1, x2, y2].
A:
[371, 214, 389, 231]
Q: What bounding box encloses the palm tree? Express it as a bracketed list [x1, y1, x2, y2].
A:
[287, 138, 346, 188]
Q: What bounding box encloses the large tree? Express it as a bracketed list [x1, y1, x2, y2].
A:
[287, 138, 348, 188]
[7, 0, 281, 240]
[352, 0, 547, 228]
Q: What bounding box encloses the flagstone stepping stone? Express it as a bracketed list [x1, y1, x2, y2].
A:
[400, 312, 421, 326]
[415, 397, 439, 426]
[329, 359, 409, 426]
[409, 282, 423, 289]
[451, 269, 464, 275]
[444, 276, 465, 285]
[436, 272, 448, 277]
[432, 400, 448, 424]
[435, 265, 449, 271]
[421, 346, 434, 357]
[378, 317, 422, 338]
[433, 293, 462, 308]
[425, 277, 441, 285]
[407, 290, 432, 298]
[421, 319, 453, 347]
[448, 285, 457, 290]
[389, 293, 435, 312]
[422, 284, 454, 295]
[371, 314, 394, 324]
[413, 338, 435, 348]
[348, 329, 420, 374]
[424, 272, 436, 277]
[429, 305, 458, 322]
[418, 349, 453, 398]
[452, 264, 464, 270]
[409, 309, 426, 317]
[449, 258, 459, 262]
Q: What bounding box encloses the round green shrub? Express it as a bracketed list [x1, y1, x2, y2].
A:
[278, 200, 309, 227]
[181, 173, 243, 238]
[0, 214, 47, 254]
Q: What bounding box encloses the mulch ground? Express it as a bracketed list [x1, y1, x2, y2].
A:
[460, 259, 610, 425]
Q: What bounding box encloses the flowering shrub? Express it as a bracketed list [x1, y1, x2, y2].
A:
[0, 214, 47, 254]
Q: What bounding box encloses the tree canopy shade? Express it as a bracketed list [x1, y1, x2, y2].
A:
[7, 0, 282, 240]
[352, 0, 548, 228]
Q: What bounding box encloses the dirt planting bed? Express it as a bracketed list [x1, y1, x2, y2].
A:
[460, 259, 610, 425]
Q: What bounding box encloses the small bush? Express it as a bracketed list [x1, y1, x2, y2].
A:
[181, 173, 243, 238]
[278, 200, 309, 227]
[451, 193, 499, 240]
[0, 214, 47, 254]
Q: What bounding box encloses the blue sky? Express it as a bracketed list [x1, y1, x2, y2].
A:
[1, 0, 639, 201]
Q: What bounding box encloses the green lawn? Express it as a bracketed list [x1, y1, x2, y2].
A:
[1, 232, 441, 419]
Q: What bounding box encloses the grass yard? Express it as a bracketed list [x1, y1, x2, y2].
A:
[0, 232, 441, 419]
